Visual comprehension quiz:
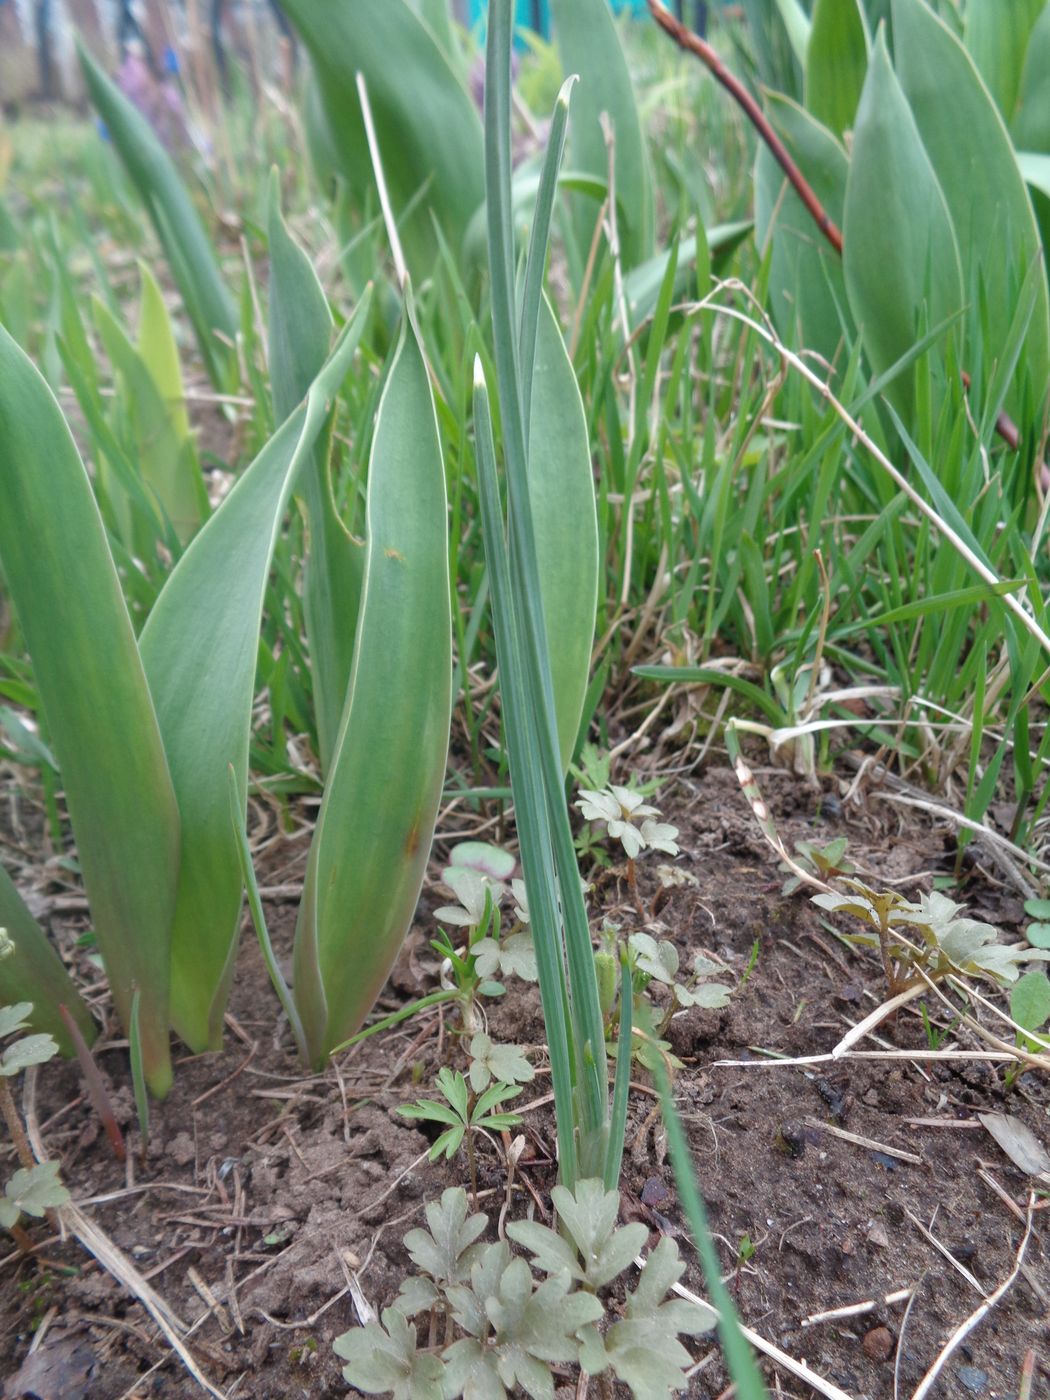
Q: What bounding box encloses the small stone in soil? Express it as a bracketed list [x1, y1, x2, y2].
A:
[957, 1367, 989, 1394]
[866, 1221, 890, 1249]
[862, 1326, 894, 1362]
[775, 1122, 806, 1158]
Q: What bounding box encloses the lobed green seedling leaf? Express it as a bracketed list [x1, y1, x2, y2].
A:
[335, 1306, 447, 1400]
[0, 1161, 68, 1230]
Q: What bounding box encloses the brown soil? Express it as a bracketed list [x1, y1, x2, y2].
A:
[1, 765, 1047, 1400]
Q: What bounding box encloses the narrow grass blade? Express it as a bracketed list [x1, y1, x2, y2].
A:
[0, 861, 96, 1053]
[0, 326, 180, 1095]
[139, 311, 368, 1053]
[76, 40, 237, 388]
[293, 306, 452, 1065]
[653, 1052, 769, 1400]
[227, 764, 308, 1062]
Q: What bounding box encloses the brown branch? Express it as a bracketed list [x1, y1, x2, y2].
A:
[648, 0, 1038, 464]
[647, 0, 842, 254]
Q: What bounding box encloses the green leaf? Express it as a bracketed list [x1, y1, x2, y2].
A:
[964, 0, 1045, 123]
[280, 0, 483, 282]
[0, 1003, 33, 1039]
[334, 1308, 447, 1399]
[529, 297, 598, 774]
[1026, 922, 1050, 949]
[139, 311, 367, 1053]
[0, 1032, 58, 1077]
[76, 40, 236, 388]
[551, 0, 653, 267]
[843, 28, 963, 420]
[0, 1160, 68, 1225]
[403, 1186, 487, 1285]
[892, 0, 1050, 422]
[267, 171, 362, 777]
[292, 306, 452, 1066]
[469, 1033, 535, 1092]
[0, 326, 180, 1095]
[553, 1178, 648, 1291]
[1013, 3, 1050, 152]
[1011, 970, 1050, 1035]
[0, 865, 95, 1053]
[805, 0, 869, 136]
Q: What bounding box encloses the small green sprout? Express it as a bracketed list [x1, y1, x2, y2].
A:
[398, 1067, 522, 1202]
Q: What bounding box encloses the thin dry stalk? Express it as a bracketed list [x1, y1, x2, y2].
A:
[909, 1198, 1035, 1400]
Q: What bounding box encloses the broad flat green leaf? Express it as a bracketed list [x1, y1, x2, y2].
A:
[528, 297, 597, 773]
[892, 0, 1050, 422]
[805, 0, 869, 136]
[0, 863, 95, 1053]
[0, 327, 179, 1095]
[280, 0, 483, 282]
[139, 313, 368, 1052]
[1013, 3, 1050, 152]
[293, 310, 452, 1065]
[756, 95, 853, 367]
[267, 173, 363, 777]
[76, 41, 236, 389]
[843, 30, 962, 419]
[964, 0, 1045, 124]
[551, 0, 653, 268]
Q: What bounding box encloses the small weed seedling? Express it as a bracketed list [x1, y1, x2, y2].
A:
[575, 780, 680, 912]
[335, 1181, 713, 1399]
[812, 885, 1050, 997]
[598, 926, 732, 1071]
[398, 1067, 523, 1204]
[0, 932, 69, 1251]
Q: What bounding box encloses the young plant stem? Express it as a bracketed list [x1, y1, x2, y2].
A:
[59, 1003, 126, 1162]
[0, 1075, 34, 1173]
[465, 1124, 479, 1209]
